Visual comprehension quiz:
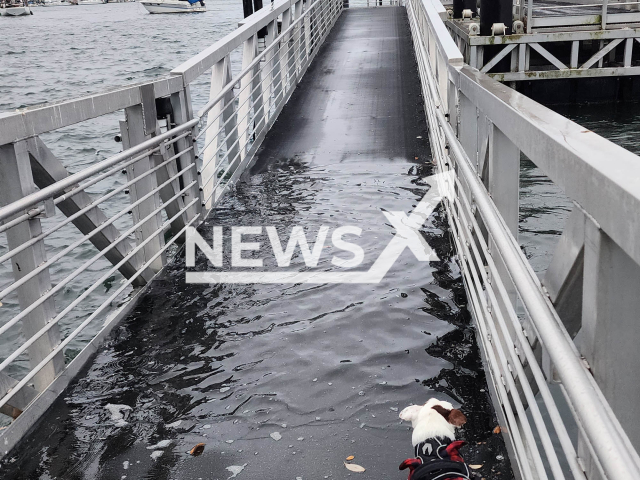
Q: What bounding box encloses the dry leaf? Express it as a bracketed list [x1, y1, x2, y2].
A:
[346, 455, 355, 461]
[190, 443, 205, 456]
[493, 426, 501, 434]
[344, 462, 365, 473]
[469, 465, 483, 470]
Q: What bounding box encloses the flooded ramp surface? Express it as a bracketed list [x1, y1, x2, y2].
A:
[3, 7, 510, 480]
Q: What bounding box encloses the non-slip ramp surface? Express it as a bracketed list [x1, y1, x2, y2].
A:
[3, 8, 510, 480]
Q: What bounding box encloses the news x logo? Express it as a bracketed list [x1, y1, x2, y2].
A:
[185, 172, 454, 284]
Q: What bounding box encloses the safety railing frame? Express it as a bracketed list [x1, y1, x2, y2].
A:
[0, 0, 343, 457]
[407, 0, 640, 479]
[442, 0, 640, 81]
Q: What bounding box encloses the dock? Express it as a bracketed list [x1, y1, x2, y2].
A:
[1, 0, 640, 478]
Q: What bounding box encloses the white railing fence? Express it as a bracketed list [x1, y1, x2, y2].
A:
[443, 0, 640, 81]
[0, 0, 342, 455]
[407, 0, 640, 479]
[521, 0, 640, 31]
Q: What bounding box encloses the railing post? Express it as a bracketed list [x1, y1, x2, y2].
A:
[272, 19, 285, 107]
[457, 92, 478, 164]
[486, 123, 520, 307]
[304, 0, 311, 63]
[316, 0, 323, 37]
[581, 219, 640, 457]
[294, 0, 303, 75]
[119, 90, 166, 273]
[238, 34, 263, 164]
[203, 55, 238, 210]
[0, 141, 65, 392]
[281, 7, 293, 93]
[263, 19, 279, 122]
[170, 85, 202, 225]
[624, 37, 633, 67]
[150, 133, 188, 239]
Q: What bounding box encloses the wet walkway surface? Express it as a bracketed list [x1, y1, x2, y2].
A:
[2, 7, 511, 480]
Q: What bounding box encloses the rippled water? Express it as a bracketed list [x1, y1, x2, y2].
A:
[0, 2, 243, 112]
[1, 159, 509, 478]
[1, 3, 639, 478]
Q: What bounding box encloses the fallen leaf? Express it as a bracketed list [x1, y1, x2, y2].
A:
[469, 465, 483, 470]
[190, 443, 205, 456]
[344, 462, 365, 473]
[346, 455, 355, 461]
[493, 426, 501, 434]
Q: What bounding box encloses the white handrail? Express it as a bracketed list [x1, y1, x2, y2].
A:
[409, 0, 640, 479]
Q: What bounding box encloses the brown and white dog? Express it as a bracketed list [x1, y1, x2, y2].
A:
[398, 398, 470, 480]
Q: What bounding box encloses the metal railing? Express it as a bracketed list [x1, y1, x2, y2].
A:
[522, 0, 640, 31]
[0, 0, 343, 455]
[443, 0, 640, 81]
[3, 0, 640, 477]
[407, 0, 640, 478]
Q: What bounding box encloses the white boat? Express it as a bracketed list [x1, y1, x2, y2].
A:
[140, 0, 204, 13]
[69, 0, 106, 4]
[41, 0, 72, 6]
[0, 0, 32, 14]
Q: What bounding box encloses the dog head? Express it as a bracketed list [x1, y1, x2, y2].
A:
[399, 398, 467, 445]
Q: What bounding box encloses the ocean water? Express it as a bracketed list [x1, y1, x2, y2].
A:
[0, 3, 638, 478]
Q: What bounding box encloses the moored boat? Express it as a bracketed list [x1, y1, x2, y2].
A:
[40, 0, 72, 6]
[140, 0, 204, 13]
[0, 0, 32, 14]
[69, 0, 106, 5]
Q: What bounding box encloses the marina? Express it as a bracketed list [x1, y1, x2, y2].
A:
[1, 0, 640, 479]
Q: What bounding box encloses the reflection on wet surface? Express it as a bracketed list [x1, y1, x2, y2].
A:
[2, 8, 510, 480]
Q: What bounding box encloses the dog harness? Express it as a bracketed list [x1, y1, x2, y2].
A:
[399, 437, 470, 480]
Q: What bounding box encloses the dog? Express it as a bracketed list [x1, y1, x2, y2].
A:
[398, 398, 470, 480]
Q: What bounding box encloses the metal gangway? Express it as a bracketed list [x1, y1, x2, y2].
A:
[1, 0, 640, 478]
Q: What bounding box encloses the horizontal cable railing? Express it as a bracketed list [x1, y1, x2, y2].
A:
[0, 0, 342, 454]
[407, 0, 640, 479]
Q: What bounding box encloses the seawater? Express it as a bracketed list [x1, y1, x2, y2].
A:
[0, 3, 638, 478]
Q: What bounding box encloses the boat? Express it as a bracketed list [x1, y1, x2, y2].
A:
[140, 0, 205, 13]
[68, 0, 106, 4]
[0, 0, 32, 14]
[40, 0, 72, 5]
